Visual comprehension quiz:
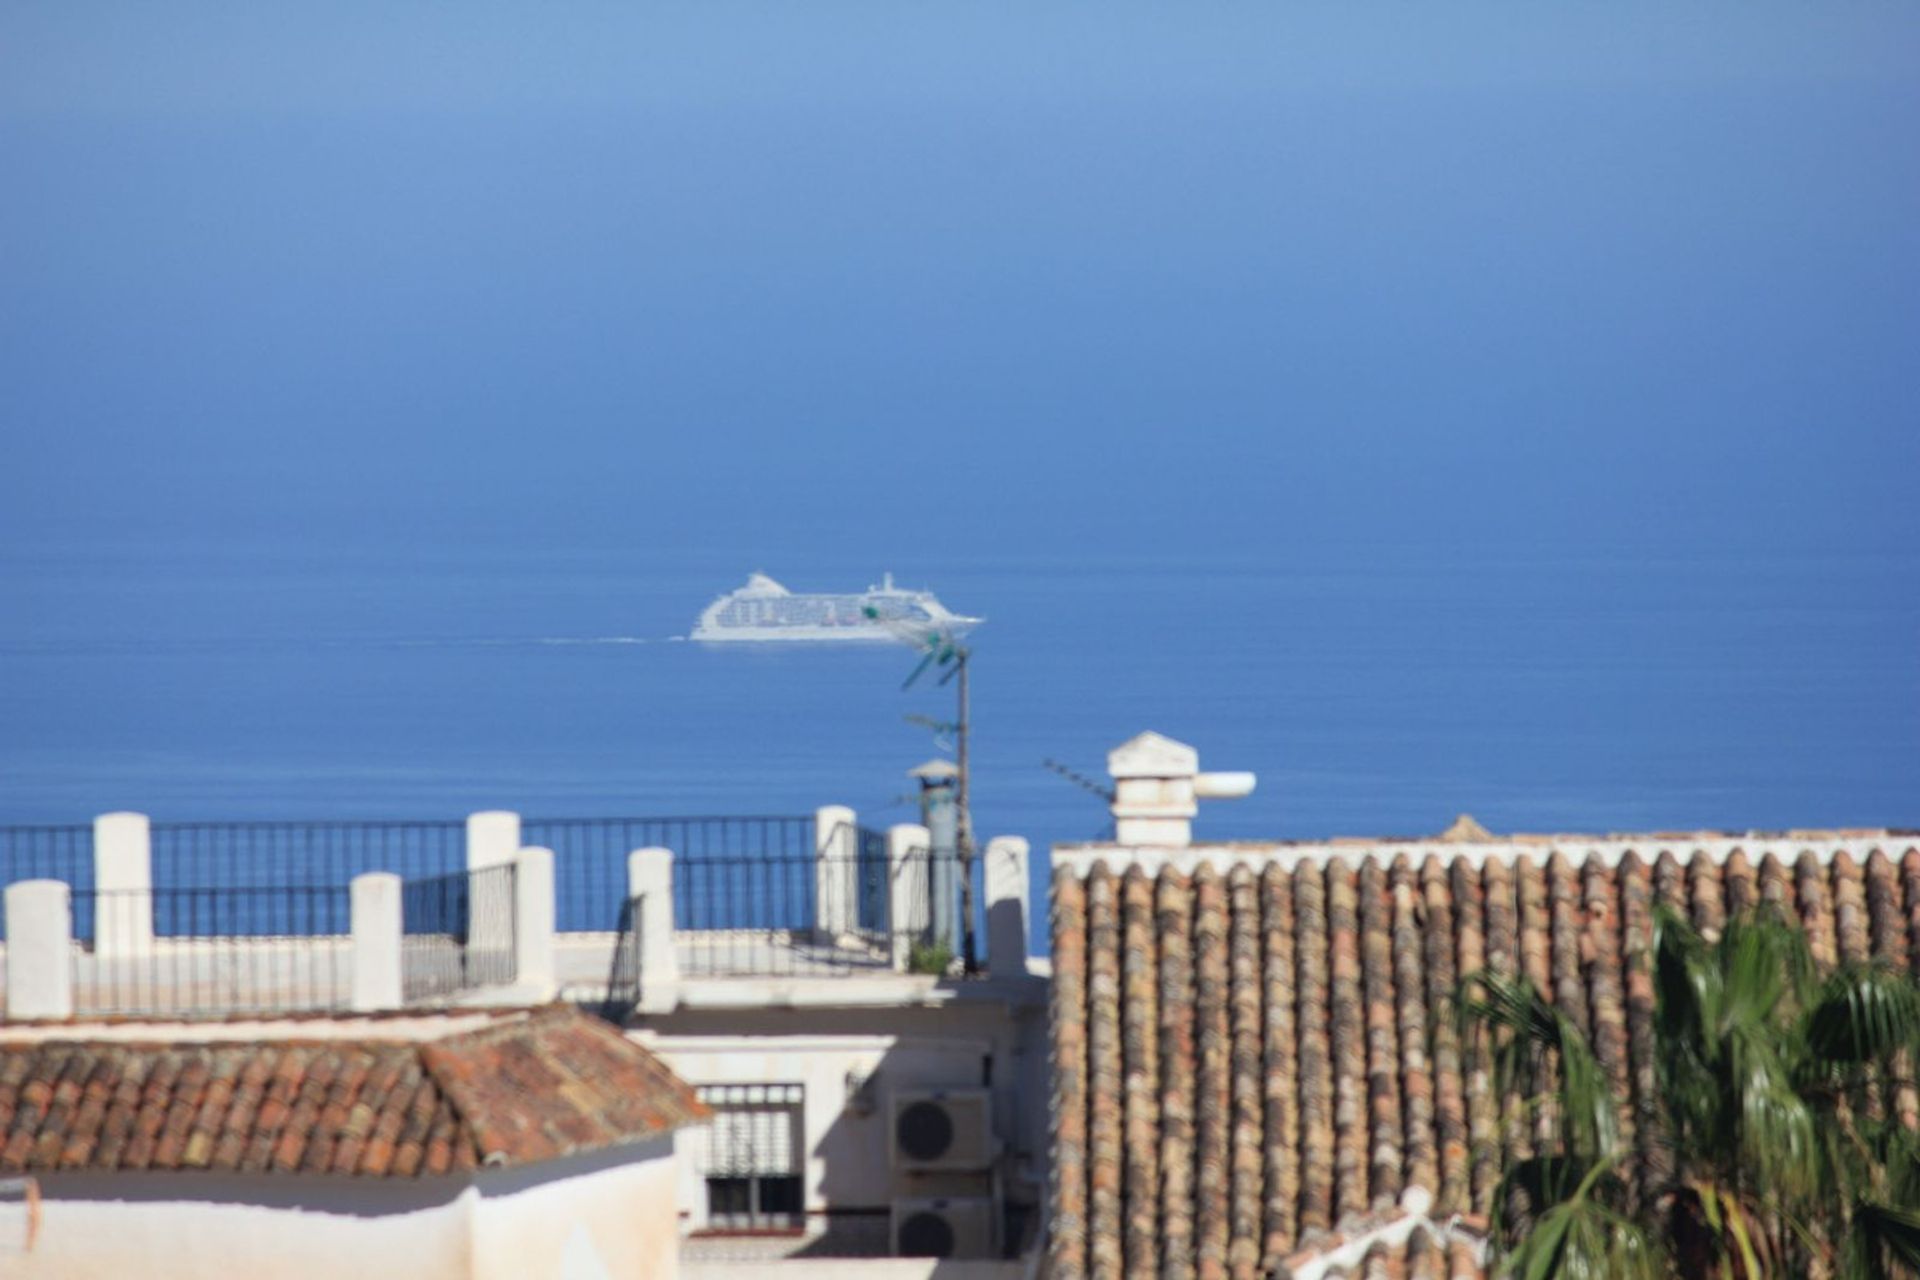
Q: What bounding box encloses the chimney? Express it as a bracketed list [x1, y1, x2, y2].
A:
[1107, 731, 1255, 847]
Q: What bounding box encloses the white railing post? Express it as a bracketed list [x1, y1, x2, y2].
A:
[350, 872, 403, 1012]
[465, 811, 521, 869]
[887, 823, 933, 972]
[513, 846, 556, 996]
[5, 880, 74, 1020]
[464, 812, 520, 974]
[93, 811, 152, 959]
[985, 836, 1032, 978]
[814, 805, 857, 943]
[627, 848, 677, 1010]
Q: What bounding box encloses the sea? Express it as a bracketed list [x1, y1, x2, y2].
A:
[2, 535, 1917, 946]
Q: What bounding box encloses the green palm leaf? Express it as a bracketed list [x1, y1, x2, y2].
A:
[1843, 1201, 1920, 1280]
[1458, 971, 1620, 1165]
[1805, 965, 1920, 1066]
[1466, 901, 1920, 1280]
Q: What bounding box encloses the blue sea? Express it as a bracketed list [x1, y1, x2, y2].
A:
[4, 535, 1914, 865]
[7, 0, 1920, 909]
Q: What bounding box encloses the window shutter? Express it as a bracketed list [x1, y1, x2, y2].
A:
[695, 1085, 802, 1176]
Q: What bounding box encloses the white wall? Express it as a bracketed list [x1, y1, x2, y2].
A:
[14, 1172, 471, 1280]
[639, 1000, 1047, 1229]
[654, 1033, 987, 1223]
[682, 1262, 1021, 1280]
[473, 1137, 680, 1280]
[11, 1139, 681, 1280]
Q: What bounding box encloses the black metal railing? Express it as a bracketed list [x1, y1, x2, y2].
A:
[149, 820, 465, 895]
[675, 848, 955, 977]
[853, 825, 890, 931]
[8, 815, 915, 953]
[594, 894, 647, 1022]
[401, 863, 518, 1003]
[73, 886, 354, 1016]
[0, 825, 95, 940]
[522, 815, 816, 934]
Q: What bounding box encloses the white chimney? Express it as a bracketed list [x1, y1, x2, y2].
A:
[1107, 731, 1255, 847]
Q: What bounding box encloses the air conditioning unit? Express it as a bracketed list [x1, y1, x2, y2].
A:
[892, 1195, 996, 1259]
[890, 1087, 996, 1171]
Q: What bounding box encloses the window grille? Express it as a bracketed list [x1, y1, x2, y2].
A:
[694, 1084, 804, 1230]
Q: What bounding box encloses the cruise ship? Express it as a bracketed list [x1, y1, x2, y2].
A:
[691, 573, 983, 643]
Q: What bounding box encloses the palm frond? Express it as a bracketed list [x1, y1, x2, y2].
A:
[1493, 1155, 1608, 1238]
[1718, 908, 1817, 1031]
[1725, 1026, 1821, 1198]
[1496, 1155, 1663, 1280]
[1458, 970, 1619, 1163]
[1805, 964, 1920, 1068]
[1653, 905, 1718, 1052]
[1841, 1200, 1920, 1280]
[1474, 903, 1920, 1280]
[1879, 1124, 1920, 1209]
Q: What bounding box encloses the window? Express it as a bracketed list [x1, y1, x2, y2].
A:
[695, 1084, 804, 1230]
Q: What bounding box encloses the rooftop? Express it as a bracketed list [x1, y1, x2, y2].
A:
[1057, 823, 1909, 854]
[0, 1004, 704, 1179]
[1046, 830, 1920, 1279]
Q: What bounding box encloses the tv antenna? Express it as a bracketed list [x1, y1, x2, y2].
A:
[1042, 758, 1119, 840]
[864, 604, 978, 973]
[1042, 757, 1114, 804]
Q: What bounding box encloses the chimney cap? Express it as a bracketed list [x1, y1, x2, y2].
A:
[908, 758, 960, 782]
[1107, 731, 1199, 779]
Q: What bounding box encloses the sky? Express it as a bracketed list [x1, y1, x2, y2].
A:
[4, 3, 1917, 568]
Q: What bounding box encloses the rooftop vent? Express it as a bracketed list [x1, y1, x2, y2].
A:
[1108, 731, 1255, 847]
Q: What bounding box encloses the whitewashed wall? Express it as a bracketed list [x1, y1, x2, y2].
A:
[681, 1262, 1022, 1280]
[12, 1172, 471, 1280]
[640, 1000, 1046, 1227]
[10, 1138, 679, 1280]
[472, 1138, 680, 1280]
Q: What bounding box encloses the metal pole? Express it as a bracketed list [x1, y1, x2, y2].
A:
[957, 650, 977, 973]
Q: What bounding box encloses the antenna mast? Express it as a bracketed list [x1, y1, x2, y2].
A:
[956, 648, 973, 967]
[866, 603, 978, 974]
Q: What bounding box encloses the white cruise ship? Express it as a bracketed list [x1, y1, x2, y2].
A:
[691, 572, 982, 643]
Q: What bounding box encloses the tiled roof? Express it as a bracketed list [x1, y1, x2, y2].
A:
[1047, 833, 1920, 1280]
[0, 1006, 704, 1178]
[1273, 1204, 1486, 1280]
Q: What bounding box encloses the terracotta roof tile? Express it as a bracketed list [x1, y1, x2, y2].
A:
[1193, 865, 1232, 1280]
[1294, 861, 1334, 1236]
[1270, 1205, 1488, 1280]
[1228, 866, 1263, 1280]
[0, 1007, 702, 1179]
[1123, 865, 1163, 1274]
[1047, 868, 1088, 1280]
[1157, 868, 1196, 1280]
[1050, 836, 1920, 1278]
[1260, 864, 1298, 1261]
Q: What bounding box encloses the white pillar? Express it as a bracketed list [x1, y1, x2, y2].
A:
[985, 836, 1032, 978]
[464, 812, 520, 977]
[814, 805, 858, 942]
[350, 872, 403, 1012]
[887, 823, 932, 972]
[513, 846, 556, 995]
[5, 880, 74, 1020]
[93, 811, 152, 958]
[465, 810, 521, 869]
[627, 848, 678, 1009]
